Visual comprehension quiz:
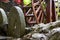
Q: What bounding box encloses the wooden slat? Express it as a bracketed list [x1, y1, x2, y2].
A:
[25, 14, 34, 17]
[26, 8, 32, 15]
[28, 21, 36, 24]
[37, 10, 42, 20]
[33, 1, 40, 7]
[36, 6, 41, 13]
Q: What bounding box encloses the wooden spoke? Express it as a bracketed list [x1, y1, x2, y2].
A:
[37, 10, 42, 20]
[33, 1, 40, 7]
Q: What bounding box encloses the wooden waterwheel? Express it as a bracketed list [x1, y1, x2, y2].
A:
[32, 0, 44, 24]
[32, 0, 57, 23]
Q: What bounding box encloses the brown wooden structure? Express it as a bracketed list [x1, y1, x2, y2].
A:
[32, 0, 44, 24]
[32, 0, 57, 23]
[45, 0, 57, 23]
[21, 0, 57, 26]
[22, 1, 37, 26]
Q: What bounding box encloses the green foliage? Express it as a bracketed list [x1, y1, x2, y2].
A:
[23, 0, 31, 6]
[55, 2, 60, 17]
[41, 1, 46, 10]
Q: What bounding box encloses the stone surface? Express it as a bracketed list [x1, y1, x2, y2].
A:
[7, 6, 26, 38]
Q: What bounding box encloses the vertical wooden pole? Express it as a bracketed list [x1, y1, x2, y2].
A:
[52, 0, 57, 22]
[46, 0, 52, 23]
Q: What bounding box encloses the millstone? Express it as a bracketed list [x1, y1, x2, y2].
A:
[7, 6, 26, 38]
[0, 8, 8, 26]
[0, 8, 8, 35]
[0, 9, 3, 26]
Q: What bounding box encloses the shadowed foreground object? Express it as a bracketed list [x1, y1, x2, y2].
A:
[7, 6, 26, 38]
[0, 8, 8, 36]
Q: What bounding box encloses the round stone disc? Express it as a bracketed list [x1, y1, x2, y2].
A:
[0, 8, 8, 35]
[7, 6, 26, 38]
[0, 8, 8, 26]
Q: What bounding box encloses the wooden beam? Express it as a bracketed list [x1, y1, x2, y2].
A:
[46, 0, 57, 23]
[52, 0, 57, 22]
[46, 0, 52, 23]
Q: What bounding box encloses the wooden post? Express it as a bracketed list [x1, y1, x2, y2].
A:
[46, 0, 57, 23]
[46, 0, 52, 23]
[52, 0, 57, 22]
